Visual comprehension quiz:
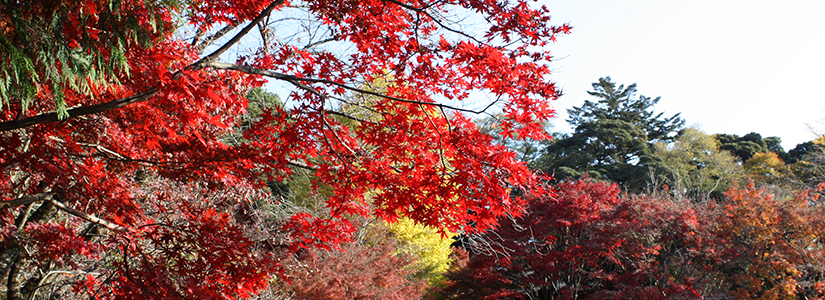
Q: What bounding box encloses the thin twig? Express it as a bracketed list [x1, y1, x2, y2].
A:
[190, 0, 285, 70]
[204, 61, 499, 115]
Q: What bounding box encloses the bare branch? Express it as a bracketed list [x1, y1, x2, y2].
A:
[287, 160, 319, 171]
[47, 135, 190, 168]
[195, 24, 238, 55]
[302, 37, 338, 51]
[384, 0, 486, 45]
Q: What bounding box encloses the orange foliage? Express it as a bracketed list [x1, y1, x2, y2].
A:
[718, 182, 825, 299]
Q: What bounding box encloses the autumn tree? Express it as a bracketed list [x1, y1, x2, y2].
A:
[713, 183, 825, 299]
[0, 0, 569, 298]
[743, 152, 795, 194]
[386, 217, 456, 286]
[537, 77, 683, 189]
[274, 230, 428, 300]
[441, 179, 721, 300]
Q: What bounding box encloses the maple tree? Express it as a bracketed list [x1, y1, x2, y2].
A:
[712, 182, 825, 299]
[441, 179, 721, 300]
[440, 177, 825, 300]
[0, 0, 569, 298]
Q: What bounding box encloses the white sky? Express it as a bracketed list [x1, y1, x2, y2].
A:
[541, 0, 825, 150]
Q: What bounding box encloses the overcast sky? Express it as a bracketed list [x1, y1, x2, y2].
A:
[540, 0, 825, 150]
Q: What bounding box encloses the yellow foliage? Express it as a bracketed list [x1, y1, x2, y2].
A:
[387, 217, 455, 286]
[744, 152, 787, 177]
[814, 135, 825, 146]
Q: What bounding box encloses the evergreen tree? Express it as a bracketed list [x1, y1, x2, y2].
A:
[568, 77, 684, 143]
[714, 132, 789, 162]
[537, 77, 684, 189]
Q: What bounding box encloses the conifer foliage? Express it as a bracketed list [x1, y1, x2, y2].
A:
[0, 0, 568, 298]
[538, 77, 683, 188]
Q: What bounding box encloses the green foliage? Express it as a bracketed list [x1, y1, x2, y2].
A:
[537, 77, 683, 189]
[788, 140, 820, 164]
[648, 127, 745, 200]
[0, 34, 38, 113]
[568, 77, 684, 143]
[475, 115, 550, 165]
[715, 132, 789, 163]
[0, 0, 178, 117]
[244, 87, 282, 118]
[232, 87, 283, 139]
[786, 138, 825, 190]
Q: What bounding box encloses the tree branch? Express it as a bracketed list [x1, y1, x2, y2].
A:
[0, 88, 158, 132]
[0, 193, 56, 210]
[48, 199, 127, 232]
[384, 0, 486, 45]
[287, 160, 320, 171]
[189, 0, 285, 70]
[0, 0, 285, 132]
[195, 24, 238, 55]
[203, 61, 500, 115]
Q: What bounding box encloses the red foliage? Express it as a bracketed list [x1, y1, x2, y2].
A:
[280, 242, 427, 300]
[0, 0, 568, 297]
[443, 180, 825, 300]
[443, 179, 720, 299]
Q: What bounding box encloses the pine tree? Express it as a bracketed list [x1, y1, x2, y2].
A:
[538, 77, 684, 189]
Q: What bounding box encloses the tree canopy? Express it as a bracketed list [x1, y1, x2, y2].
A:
[568, 77, 684, 143]
[441, 179, 825, 300]
[647, 127, 744, 200]
[7, 1, 825, 299]
[0, 0, 570, 298]
[537, 77, 683, 188]
[714, 132, 789, 163]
